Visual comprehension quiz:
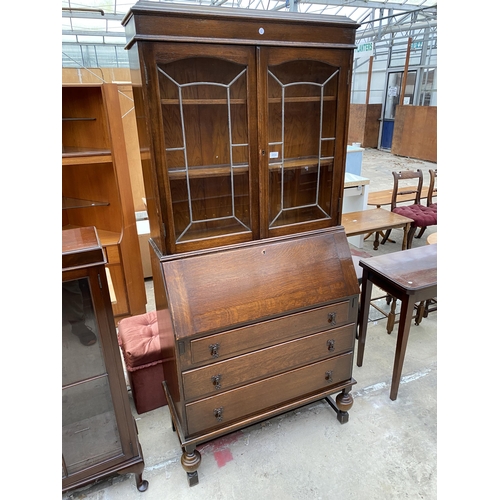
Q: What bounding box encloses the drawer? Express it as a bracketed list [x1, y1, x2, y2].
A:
[183, 324, 354, 401]
[186, 351, 353, 436]
[187, 300, 355, 367]
[104, 245, 121, 265]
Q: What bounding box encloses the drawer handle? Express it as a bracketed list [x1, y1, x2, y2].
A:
[327, 339, 335, 352]
[328, 312, 337, 325]
[214, 407, 224, 422]
[325, 370, 333, 383]
[209, 343, 220, 358]
[211, 374, 222, 390]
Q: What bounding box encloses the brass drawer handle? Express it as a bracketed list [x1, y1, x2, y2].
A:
[325, 370, 333, 383]
[214, 407, 224, 422]
[327, 339, 335, 352]
[328, 312, 336, 325]
[209, 343, 220, 358]
[211, 374, 222, 390]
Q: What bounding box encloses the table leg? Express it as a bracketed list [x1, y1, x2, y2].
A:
[402, 223, 409, 250]
[356, 274, 373, 367]
[386, 297, 397, 334]
[390, 295, 417, 401]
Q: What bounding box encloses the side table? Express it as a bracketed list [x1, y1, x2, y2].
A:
[356, 245, 437, 400]
[342, 208, 413, 250]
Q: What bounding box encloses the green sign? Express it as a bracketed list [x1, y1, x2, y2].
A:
[355, 42, 373, 59]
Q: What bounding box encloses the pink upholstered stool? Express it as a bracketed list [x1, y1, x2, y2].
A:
[117, 310, 168, 414]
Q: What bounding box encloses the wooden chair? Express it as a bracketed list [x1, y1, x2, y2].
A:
[427, 168, 437, 208]
[416, 168, 437, 238]
[381, 169, 437, 249]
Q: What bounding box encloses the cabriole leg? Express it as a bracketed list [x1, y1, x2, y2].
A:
[135, 473, 149, 492]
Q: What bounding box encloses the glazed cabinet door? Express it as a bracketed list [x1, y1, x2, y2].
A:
[257, 47, 352, 238]
[62, 268, 136, 488]
[142, 43, 259, 254]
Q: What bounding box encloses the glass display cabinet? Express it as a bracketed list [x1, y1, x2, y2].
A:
[123, 2, 359, 256]
[62, 227, 148, 493]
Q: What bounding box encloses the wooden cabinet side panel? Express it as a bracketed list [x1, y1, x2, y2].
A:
[131, 42, 166, 255]
[150, 243, 186, 428]
[102, 83, 147, 316]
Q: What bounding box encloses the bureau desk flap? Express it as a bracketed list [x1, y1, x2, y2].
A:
[162, 228, 359, 340]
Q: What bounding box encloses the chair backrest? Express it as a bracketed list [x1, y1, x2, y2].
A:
[390, 169, 424, 211]
[427, 169, 437, 206]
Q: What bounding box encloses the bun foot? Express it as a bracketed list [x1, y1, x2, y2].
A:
[181, 448, 201, 486]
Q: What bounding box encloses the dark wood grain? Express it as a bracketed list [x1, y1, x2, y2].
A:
[123, 4, 359, 484]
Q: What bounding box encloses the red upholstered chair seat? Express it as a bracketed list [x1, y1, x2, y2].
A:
[117, 310, 169, 414]
[381, 169, 437, 249]
[393, 204, 437, 228]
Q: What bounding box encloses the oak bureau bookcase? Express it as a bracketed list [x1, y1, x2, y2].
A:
[123, 1, 360, 485]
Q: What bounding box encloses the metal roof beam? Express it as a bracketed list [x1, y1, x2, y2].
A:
[62, 11, 124, 22]
[296, 1, 428, 11]
[63, 30, 126, 38]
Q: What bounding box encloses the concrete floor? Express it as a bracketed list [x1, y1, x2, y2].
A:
[62, 148, 438, 500]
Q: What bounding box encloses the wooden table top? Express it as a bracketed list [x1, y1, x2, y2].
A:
[62, 226, 106, 271]
[368, 186, 432, 207]
[342, 208, 412, 237]
[426, 232, 437, 245]
[359, 244, 437, 292]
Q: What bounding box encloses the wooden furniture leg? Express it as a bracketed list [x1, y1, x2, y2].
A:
[387, 297, 397, 334]
[356, 274, 373, 367]
[134, 469, 149, 492]
[324, 386, 354, 424]
[402, 223, 409, 250]
[181, 445, 201, 487]
[414, 301, 426, 325]
[390, 295, 417, 401]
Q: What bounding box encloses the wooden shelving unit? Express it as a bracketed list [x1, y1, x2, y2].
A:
[62, 83, 147, 321]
